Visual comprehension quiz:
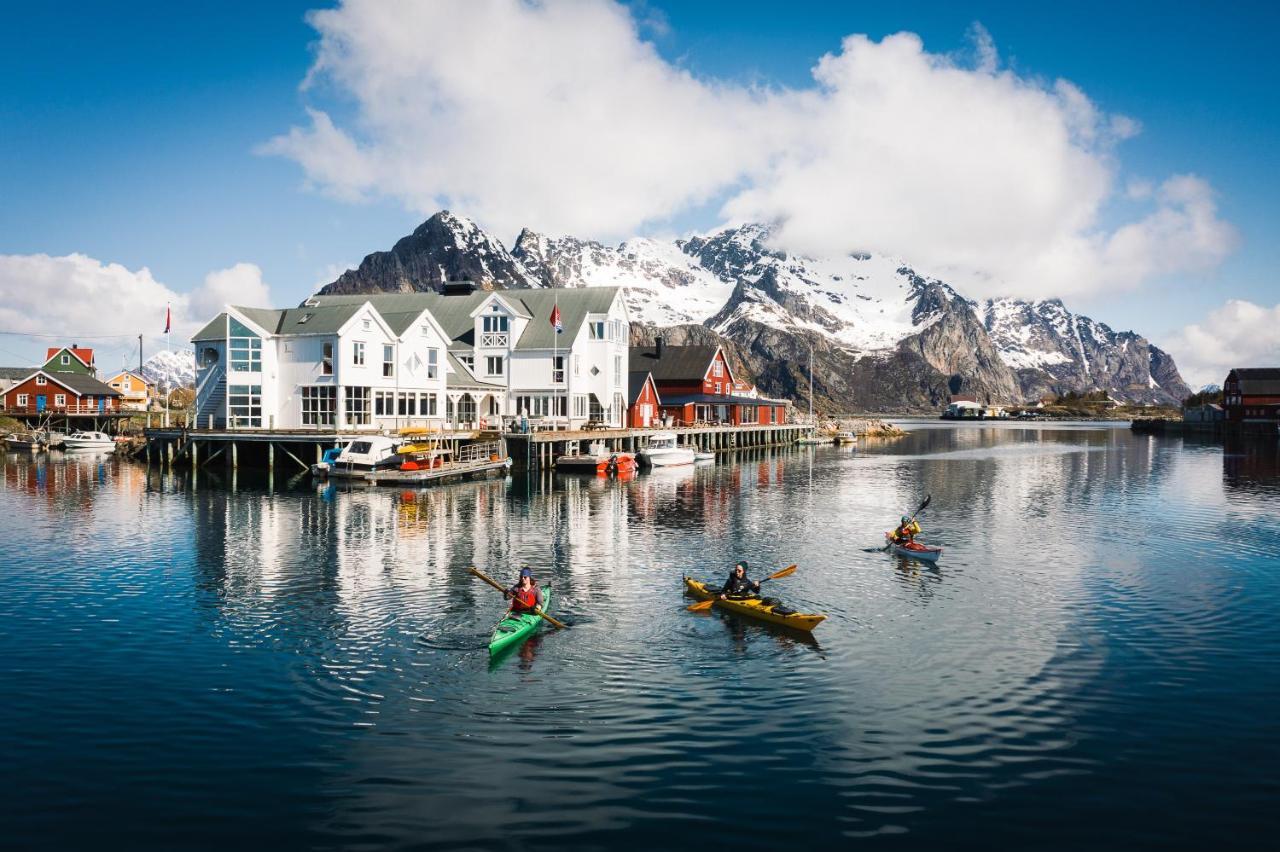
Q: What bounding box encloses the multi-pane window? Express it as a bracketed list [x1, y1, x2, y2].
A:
[353, 342, 365, 366]
[481, 314, 509, 347]
[383, 345, 394, 377]
[459, 355, 474, 372]
[301, 386, 336, 426]
[322, 341, 333, 375]
[54, 394, 66, 407]
[36, 376, 47, 386]
[482, 315, 509, 333]
[419, 393, 438, 416]
[589, 321, 605, 339]
[486, 356, 504, 376]
[61, 354, 69, 365]
[553, 355, 565, 384]
[573, 395, 587, 418]
[16, 394, 27, 407]
[344, 386, 370, 426]
[514, 395, 566, 417]
[229, 318, 262, 373]
[614, 355, 622, 386]
[374, 391, 396, 417]
[715, 382, 722, 395]
[573, 354, 581, 376]
[228, 384, 262, 427]
[397, 392, 416, 416]
[427, 348, 438, 379]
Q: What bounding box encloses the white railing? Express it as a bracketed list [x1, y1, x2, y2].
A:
[480, 332, 508, 348]
[2, 403, 120, 415]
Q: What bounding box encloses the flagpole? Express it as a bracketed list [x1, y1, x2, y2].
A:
[554, 291, 560, 431]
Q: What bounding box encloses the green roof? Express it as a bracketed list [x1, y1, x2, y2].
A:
[191, 313, 227, 342]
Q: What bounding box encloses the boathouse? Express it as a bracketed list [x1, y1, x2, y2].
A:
[629, 340, 788, 427]
[1223, 368, 1280, 425]
[628, 370, 661, 428]
[1, 370, 122, 415]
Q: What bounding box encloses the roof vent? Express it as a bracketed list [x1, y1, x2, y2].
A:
[303, 298, 320, 307]
[442, 280, 476, 296]
[297, 313, 313, 324]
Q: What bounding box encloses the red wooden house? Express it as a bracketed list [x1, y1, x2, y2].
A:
[1223, 368, 1280, 424]
[1, 370, 122, 415]
[628, 371, 661, 428]
[629, 339, 788, 427]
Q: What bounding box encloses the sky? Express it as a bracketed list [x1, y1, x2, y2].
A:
[0, 0, 1276, 385]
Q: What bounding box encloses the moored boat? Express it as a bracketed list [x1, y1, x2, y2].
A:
[311, 446, 344, 477]
[327, 436, 401, 476]
[556, 441, 637, 475]
[63, 431, 115, 451]
[488, 586, 554, 656]
[833, 431, 857, 445]
[637, 431, 695, 467]
[683, 577, 825, 632]
[693, 451, 715, 462]
[884, 532, 942, 562]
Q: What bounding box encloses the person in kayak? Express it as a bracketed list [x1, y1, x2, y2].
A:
[720, 561, 762, 600]
[891, 515, 921, 545]
[505, 567, 544, 614]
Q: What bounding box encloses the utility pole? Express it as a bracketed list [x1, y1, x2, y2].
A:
[138, 334, 143, 375]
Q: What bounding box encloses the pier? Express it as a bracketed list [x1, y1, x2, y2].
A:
[506, 423, 812, 469]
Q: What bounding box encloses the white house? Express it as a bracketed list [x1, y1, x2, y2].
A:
[191, 285, 630, 431]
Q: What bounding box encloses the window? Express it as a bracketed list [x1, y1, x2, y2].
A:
[374, 391, 395, 417]
[486, 356, 504, 376]
[419, 393, 438, 416]
[344, 386, 371, 426]
[301, 386, 336, 426]
[383, 344, 394, 378]
[201, 347, 219, 367]
[459, 354, 474, 372]
[353, 341, 365, 366]
[573, 354, 581, 376]
[54, 394, 66, 407]
[614, 355, 622, 386]
[740, 405, 757, 424]
[228, 384, 262, 427]
[482, 315, 509, 333]
[427, 348, 438, 379]
[553, 355, 565, 384]
[589, 321, 605, 339]
[481, 314, 509, 347]
[713, 360, 723, 378]
[229, 318, 262, 373]
[322, 341, 333, 375]
[362, 318, 371, 331]
[36, 375, 47, 386]
[573, 394, 587, 418]
[715, 382, 722, 395]
[123, 379, 132, 391]
[16, 394, 28, 407]
[60, 353, 69, 365]
[398, 392, 416, 417]
[514, 395, 566, 417]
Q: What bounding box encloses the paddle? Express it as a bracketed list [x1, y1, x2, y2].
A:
[687, 564, 798, 612]
[884, 494, 931, 551]
[468, 566, 566, 630]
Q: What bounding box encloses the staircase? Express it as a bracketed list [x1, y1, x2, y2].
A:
[195, 369, 226, 429]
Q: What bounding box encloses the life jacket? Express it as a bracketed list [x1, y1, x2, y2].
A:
[511, 585, 538, 612]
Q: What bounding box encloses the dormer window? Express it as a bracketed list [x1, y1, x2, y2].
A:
[60, 353, 70, 365]
[481, 314, 509, 347]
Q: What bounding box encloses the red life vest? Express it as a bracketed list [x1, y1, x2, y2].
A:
[511, 586, 538, 612]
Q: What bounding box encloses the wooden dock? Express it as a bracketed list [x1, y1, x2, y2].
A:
[507, 423, 811, 469]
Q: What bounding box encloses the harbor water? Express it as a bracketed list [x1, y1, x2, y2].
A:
[2, 423, 1277, 849]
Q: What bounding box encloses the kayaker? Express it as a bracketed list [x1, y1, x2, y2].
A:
[891, 515, 921, 545]
[505, 567, 543, 614]
[720, 561, 761, 600]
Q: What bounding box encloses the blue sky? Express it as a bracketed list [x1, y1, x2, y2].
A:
[0, 1, 1276, 380]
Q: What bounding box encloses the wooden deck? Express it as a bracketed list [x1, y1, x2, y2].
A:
[327, 457, 512, 486]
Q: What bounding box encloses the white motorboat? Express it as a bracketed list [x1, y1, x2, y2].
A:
[5, 432, 46, 451]
[637, 432, 696, 468]
[833, 431, 857, 445]
[328, 436, 401, 475]
[63, 431, 116, 451]
[693, 451, 715, 462]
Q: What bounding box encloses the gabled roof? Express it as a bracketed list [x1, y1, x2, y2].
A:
[192, 313, 227, 342]
[105, 370, 153, 386]
[0, 366, 35, 381]
[628, 370, 661, 405]
[45, 347, 94, 367]
[629, 344, 725, 384]
[1228, 367, 1280, 395]
[4, 370, 121, 397]
[445, 352, 502, 390]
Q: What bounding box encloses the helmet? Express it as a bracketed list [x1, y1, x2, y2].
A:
[735, 561, 748, 571]
[519, 567, 533, 578]
[901, 515, 911, 524]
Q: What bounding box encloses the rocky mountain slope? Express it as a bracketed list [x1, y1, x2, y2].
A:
[142, 349, 196, 391]
[317, 211, 1190, 410]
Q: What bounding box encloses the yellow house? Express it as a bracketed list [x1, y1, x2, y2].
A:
[105, 370, 154, 411]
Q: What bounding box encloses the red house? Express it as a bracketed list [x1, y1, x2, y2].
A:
[629, 339, 788, 427]
[628, 371, 661, 428]
[1, 370, 122, 415]
[1223, 368, 1280, 424]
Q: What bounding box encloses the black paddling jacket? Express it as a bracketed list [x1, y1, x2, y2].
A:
[723, 572, 759, 597]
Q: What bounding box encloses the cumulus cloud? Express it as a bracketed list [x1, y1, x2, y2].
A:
[0, 253, 272, 362]
[263, 0, 1237, 301]
[1165, 299, 1280, 388]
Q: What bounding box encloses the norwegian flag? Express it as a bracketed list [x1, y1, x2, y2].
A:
[550, 303, 562, 334]
[164, 304, 171, 334]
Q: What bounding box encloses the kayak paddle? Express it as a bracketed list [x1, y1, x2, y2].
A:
[687, 564, 797, 612]
[469, 566, 566, 629]
[884, 494, 931, 551]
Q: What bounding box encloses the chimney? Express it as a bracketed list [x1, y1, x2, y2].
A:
[655, 336, 664, 360]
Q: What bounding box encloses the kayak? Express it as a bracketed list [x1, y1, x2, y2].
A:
[884, 533, 942, 562]
[683, 577, 825, 632]
[488, 585, 553, 656]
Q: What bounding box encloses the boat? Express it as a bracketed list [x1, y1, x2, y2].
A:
[637, 431, 696, 468]
[693, 450, 715, 462]
[556, 440, 637, 475]
[884, 532, 942, 562]
[4, 432, 45, 451]
[796, 435, 825, 445]
[683, 577, 825, 632]
[488, 586, 554, 656]
[45, 431, 68, 449]
[63, 431, 116, 451]
[833, 431, 857, 445]
[327, 436, 402, 475]
[311, 446, 345, 477]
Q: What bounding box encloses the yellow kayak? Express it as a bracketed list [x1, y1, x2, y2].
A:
[683, 577, 825, 632]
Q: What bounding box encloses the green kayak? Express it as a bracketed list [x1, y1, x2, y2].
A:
[488, 585, 553, 656]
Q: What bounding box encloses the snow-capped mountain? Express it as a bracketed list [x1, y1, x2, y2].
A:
[142, 349, 195, 392]
[316, 211, 1190, 410]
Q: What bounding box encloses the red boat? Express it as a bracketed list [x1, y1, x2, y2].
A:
[556, 441, 637, 476]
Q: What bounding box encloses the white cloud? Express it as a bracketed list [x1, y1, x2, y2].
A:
[1165, 299, 1280, 388]
[263, 0, 1237, 301]
[0, 253, 272, 363]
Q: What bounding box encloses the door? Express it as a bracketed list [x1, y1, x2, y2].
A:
[36, 395, 46, 412]
[98, 396, 105, 413]
[641, 404, 652, 427]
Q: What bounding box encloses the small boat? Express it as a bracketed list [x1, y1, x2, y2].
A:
[683, 577, 825, 632]
[488, 586, 554, 656]
[884, 533, 942, 562]
[311, 446, 344, 477]
[327, 436, 402, 475]
[556, 441, 637, 475]
[833, 431, 857, 445]
[4, 432, 45, 451]
[796, 435, 825, 446]
[693, 451, 715, 462]
[63, 431, 116, 451]
[45, 431, 68, 449]
[637, 431, 696, 468]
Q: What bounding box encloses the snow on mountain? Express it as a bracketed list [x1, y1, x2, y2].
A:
[142, 349, 195, 391]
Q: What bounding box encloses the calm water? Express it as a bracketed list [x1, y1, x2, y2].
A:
[2, 424, 1278, 849]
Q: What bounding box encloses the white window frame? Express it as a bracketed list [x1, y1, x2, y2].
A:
[427, 348, 439, 379]
[374, 390, 396, 417]
[419, 392, 438, 416]
[54, 393, 66, 407]
[60, 353, 70, 365]
[353, 341, 365, 366]
[36, 375, 47, 386]
[486, 356, 504, 377]
[301, 385, 336, 426]
[713, 360, 723, 378]
[613, 355, 622, 387]
[383, 344, 394, 378]
[16, 393, 28, 407]
[322, 341, 334, 375]
[553, 355, 565, 384]
[344, 386, 371, 426]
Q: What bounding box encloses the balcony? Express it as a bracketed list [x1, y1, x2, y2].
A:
[3, 402, 120, 415]
[480, 332, 509, 348]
